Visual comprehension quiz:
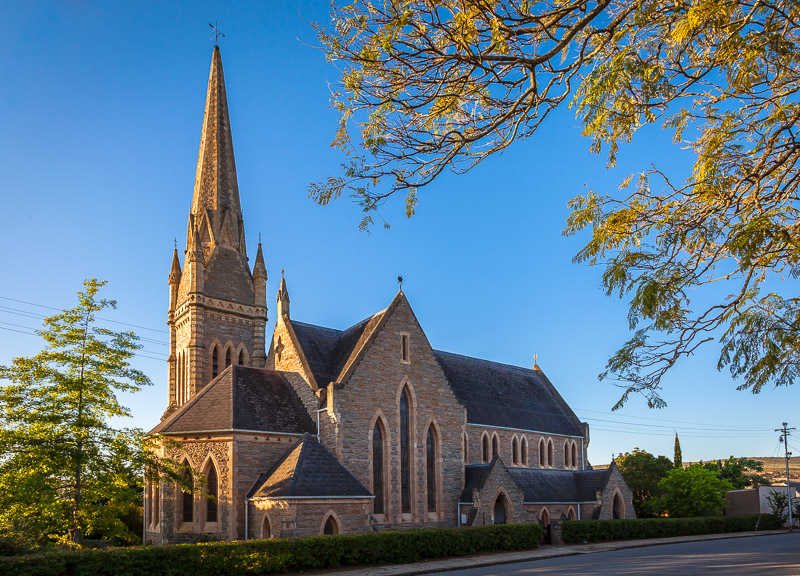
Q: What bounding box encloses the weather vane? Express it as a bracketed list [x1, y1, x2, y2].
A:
[397, 274, 403, 289]
[209, 21, 225, 45]
[258, 232, 262, 243]
[174, 238, 177, 250]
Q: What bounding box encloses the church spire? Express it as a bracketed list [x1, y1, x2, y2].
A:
[277, 271, 290, 319]
[189, 45, 245, 255]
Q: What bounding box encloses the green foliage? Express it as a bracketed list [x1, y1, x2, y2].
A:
[701, 457, 768, 489]
[0, 524, 543, 576]
[673, 433, 682, 469]
[614, 448, 673, 517]
[658, 465, 733, 518]
[562, 514, 782, 544]
[0, 280, 177, 545]
[315, 0, 800, 407]
[766, 489, 789, 525]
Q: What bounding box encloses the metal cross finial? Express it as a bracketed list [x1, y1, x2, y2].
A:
[534, 353, 538, 364]
[397, 274, 404, 289]
[174, 238, 177, 250]
[209, 21, 225, 45]
[258, 232, 262, 244]
[281, 268, 285, 278]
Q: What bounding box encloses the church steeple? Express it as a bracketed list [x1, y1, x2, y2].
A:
[277, 272, 290, 319]
[189, 45, 246, 257]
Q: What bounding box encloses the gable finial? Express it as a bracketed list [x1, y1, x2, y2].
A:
[397, 274, 403, 290]
[258, 232, 262, 244]
[281, 268, 285, 279]
[209, 21, 225, 46]
[533, 353, 540, 370]
[174, 237, 177, 250]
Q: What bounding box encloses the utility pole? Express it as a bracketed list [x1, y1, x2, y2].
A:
[776, 422, 795, 531]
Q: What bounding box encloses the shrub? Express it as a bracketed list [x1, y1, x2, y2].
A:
[562, 514, 783, 544]
[0, 523, 543, 576]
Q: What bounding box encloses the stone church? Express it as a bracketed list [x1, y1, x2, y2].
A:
[144, 46, 634, 544]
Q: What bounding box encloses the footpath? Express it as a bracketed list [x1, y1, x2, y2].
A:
[319, 529, 791, 576]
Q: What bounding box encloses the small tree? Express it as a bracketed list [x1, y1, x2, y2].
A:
[0, 280, 162, 544]
[615, 448, 673, 518]
[766, 489, 789, 526]
[658, 465, 732, 518]
[673, 433, 682, 469]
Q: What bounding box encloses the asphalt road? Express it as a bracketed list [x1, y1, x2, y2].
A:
[418, 533, 800, 576]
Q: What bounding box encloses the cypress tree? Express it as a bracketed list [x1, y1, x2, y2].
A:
[674, 432, 683, 468]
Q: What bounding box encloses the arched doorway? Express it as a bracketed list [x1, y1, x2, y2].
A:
[613, 492, 624, 519]
[493, 494, 507, 524]
[539, 508, 551, 544]
[262, 516, 272, 539]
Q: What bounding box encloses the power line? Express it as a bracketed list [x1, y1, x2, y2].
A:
[576, 407, 772, 431]
[0, 325, 168, 359]
[0, 295, 168, 334]
[583, 416, 771, 433]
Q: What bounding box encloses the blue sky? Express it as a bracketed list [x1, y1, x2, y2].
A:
[2, 1, 796, 466]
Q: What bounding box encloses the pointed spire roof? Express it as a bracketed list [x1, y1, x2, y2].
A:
[253, 242, 267, 279]
[169, 248, 182, 284]
[191, 45, 241, 220]
[277, 272, 289, 303]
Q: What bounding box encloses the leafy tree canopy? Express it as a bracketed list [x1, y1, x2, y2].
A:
[0, 280, 180, 545]
[313, 0, 800, 407]
[615, 448, 673, 517]
[658, 465, 733, 517]
[701, 456, 768, 489]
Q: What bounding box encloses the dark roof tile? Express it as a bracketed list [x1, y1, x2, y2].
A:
[248, 433, 372, 499]
[149, 366, 315, 435]
[434, 350, 583, 436]
[506, 468, 610, 503]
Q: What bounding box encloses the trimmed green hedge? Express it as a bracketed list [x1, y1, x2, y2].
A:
[0, 523, 543, 576]
[562, 514, 782, 544]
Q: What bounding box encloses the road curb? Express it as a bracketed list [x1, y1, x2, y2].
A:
[318, 529, 794, 576]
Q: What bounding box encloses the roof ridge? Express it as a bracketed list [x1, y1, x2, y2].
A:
[434, 349, 538, 372]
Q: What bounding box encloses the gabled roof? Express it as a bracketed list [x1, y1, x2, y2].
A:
[460, 462, 496, 503]
[434, 350, 584, 437]
[149, 366, 315, 436]
[507, 468, 610, 503]
[289, 308, 387, 387]
[247, 433, 372, 499]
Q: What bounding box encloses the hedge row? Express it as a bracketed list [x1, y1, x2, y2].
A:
[562, 514, 782, 544]
[0, 523, 543, 576]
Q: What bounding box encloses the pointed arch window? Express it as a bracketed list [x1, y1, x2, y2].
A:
[512, 437, 519, 466]
[205, 461, 218, 523]
[426, 425, 437, 513]
[482, 434, 490, 463]
[521, 436, 528, 466]
[400, 388, 411, 514]
[564, 441, 570, 468]
[225, 348, 231, 368]
[463, 433, 469, 464]
[180, 464, 193, 524]
[492, 435, 499, 462]
[572, 442, 579, 469]
[539, 439, 545, 467]
[372, 420, 385, 515]
[323, 515, 339, 535]
[547, 439, 554, 468]
[237, 349, 244, 366]
[211, 345, 219, 379]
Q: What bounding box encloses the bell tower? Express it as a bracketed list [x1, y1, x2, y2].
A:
[165, 46, 268, 416]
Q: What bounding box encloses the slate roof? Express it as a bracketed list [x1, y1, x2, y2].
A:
[149, 366, 315, 436]
[460, 462, 494, 503]
[291, 311, 384, 387]
[247, 433, 372, 499]
[507, 468, 611, 503]
[434, 351, 584, 436]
